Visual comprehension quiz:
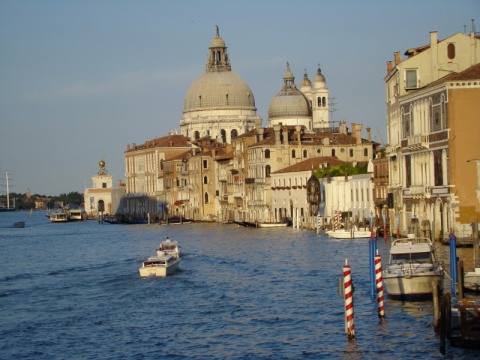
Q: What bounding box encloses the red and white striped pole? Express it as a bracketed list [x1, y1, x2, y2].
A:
[343, 259, 355, 340]
[374, 251, 386, 322]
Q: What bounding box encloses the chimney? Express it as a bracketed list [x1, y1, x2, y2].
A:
[282, 128, 289, 145]
[351, 123, 363, 144]
[273, 125, 281, 145]
[366, 127, 371, 142]
[430, 31, 438, 46]
[387, 61, 393, 73]
[256, 128, 264, 143]
[394, 52, 401, 65]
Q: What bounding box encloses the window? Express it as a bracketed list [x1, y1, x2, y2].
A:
[221, 129, 226, 143]
[203, 160, 208, 169]
[265, 165, 271, 178]
[291, 149, 296, 158]
[265, 149, 270, 159]
[406, 69, 418, 89]
[102, 183, 107, 188]
[203, 176, 208, 184]
[332, 149, 335, 157]
[349, 149, 353, 157]
[303, 149, 307, 158]
[364, 148, 368, 156]
[447, 43, 455, 60]
[204, 192, 209, 204]
[194, 131, 200, 140]
[231, 129, 238, 139]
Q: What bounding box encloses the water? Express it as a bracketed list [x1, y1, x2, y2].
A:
[0, 211, 478, 359]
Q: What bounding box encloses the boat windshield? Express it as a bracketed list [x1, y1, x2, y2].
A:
[392, 252, 431, 263]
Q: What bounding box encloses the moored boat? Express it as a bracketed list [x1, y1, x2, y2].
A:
[463, 268, 480, 293]
[139, 254, 180, 277]
[50, 211, 69, 223]
[383, 234, 443, 299]
[326, 226, 372, 239]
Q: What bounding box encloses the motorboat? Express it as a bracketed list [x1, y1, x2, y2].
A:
[12, 221, 25, 228]
[325, 226, 372, 239]
[233, 220, 292, 228]
[463, 268, 480, 293]
[139, 254, 180, 277]
[383, 234, 444, 299]
[50, 211, 69, 223]
[156, 238, 181, 259]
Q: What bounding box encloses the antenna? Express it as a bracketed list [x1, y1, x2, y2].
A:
[329, 97, 339, 123]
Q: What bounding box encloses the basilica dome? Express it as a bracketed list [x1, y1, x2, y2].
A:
[183, 26, 256, 114]
[268, 63, 311, 119]
[184, 71, 256, 113]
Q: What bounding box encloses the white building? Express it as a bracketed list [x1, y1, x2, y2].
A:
[84, 160, 125, 217]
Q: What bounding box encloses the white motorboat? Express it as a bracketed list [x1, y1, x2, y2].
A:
[156, 238, 181, 259]
[383, 234, 444, 299]
[139, 254, 180, 277]
[325, 226, 372, 239]
[463, 268, 480, 293]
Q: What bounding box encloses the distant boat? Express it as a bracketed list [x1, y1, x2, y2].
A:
[12, 221, 25, 228]
[50, 211, 69, 223]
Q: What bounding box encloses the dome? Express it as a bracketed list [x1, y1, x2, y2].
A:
[184, 71, 256, 113]
[314, 67, 326, 83]
[301, 70, 312, 87]
[210, 25, 226, 48]
[268, 89, 311, 118]
[268, 63, 311, 119]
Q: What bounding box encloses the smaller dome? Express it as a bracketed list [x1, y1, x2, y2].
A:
[268, 64, 311, 119]
[301, 70, 311, 87]
[314, 67, 326, 83]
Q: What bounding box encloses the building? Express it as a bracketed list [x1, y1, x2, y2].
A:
[179, 26, 262, 143]
[122, 26, 378, 225]
[384, 29, 480, 240]
[83, 159, 125, 217]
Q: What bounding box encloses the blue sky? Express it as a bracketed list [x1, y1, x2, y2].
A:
[0, 0, 478, 196]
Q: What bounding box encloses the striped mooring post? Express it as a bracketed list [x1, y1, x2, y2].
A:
[374, 251, 386, 322]
[343, 259, 355, 340]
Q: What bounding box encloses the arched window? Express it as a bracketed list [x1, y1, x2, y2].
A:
[447, 43, 455, 60]
[194, 131, 200, 140]
[291, 149, 296, 158]
[265, 149, 270, 159]
[303, 149, 307, 158]
[265, 165, 271, 178]
[322, 97, 326, 107]
[220, 129, 226, 143]
[204, 192, 209, 204]
[203, 176, 208, 184]
[317, 97, 321, 107]
[231, 129, 238, 139]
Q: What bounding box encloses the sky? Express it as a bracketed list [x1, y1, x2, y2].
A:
[0, 0, 478, 196]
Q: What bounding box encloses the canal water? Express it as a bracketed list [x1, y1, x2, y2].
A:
[0, 211, 478, 359]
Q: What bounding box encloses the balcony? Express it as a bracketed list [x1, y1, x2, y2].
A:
[406, 135, 428, 151]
